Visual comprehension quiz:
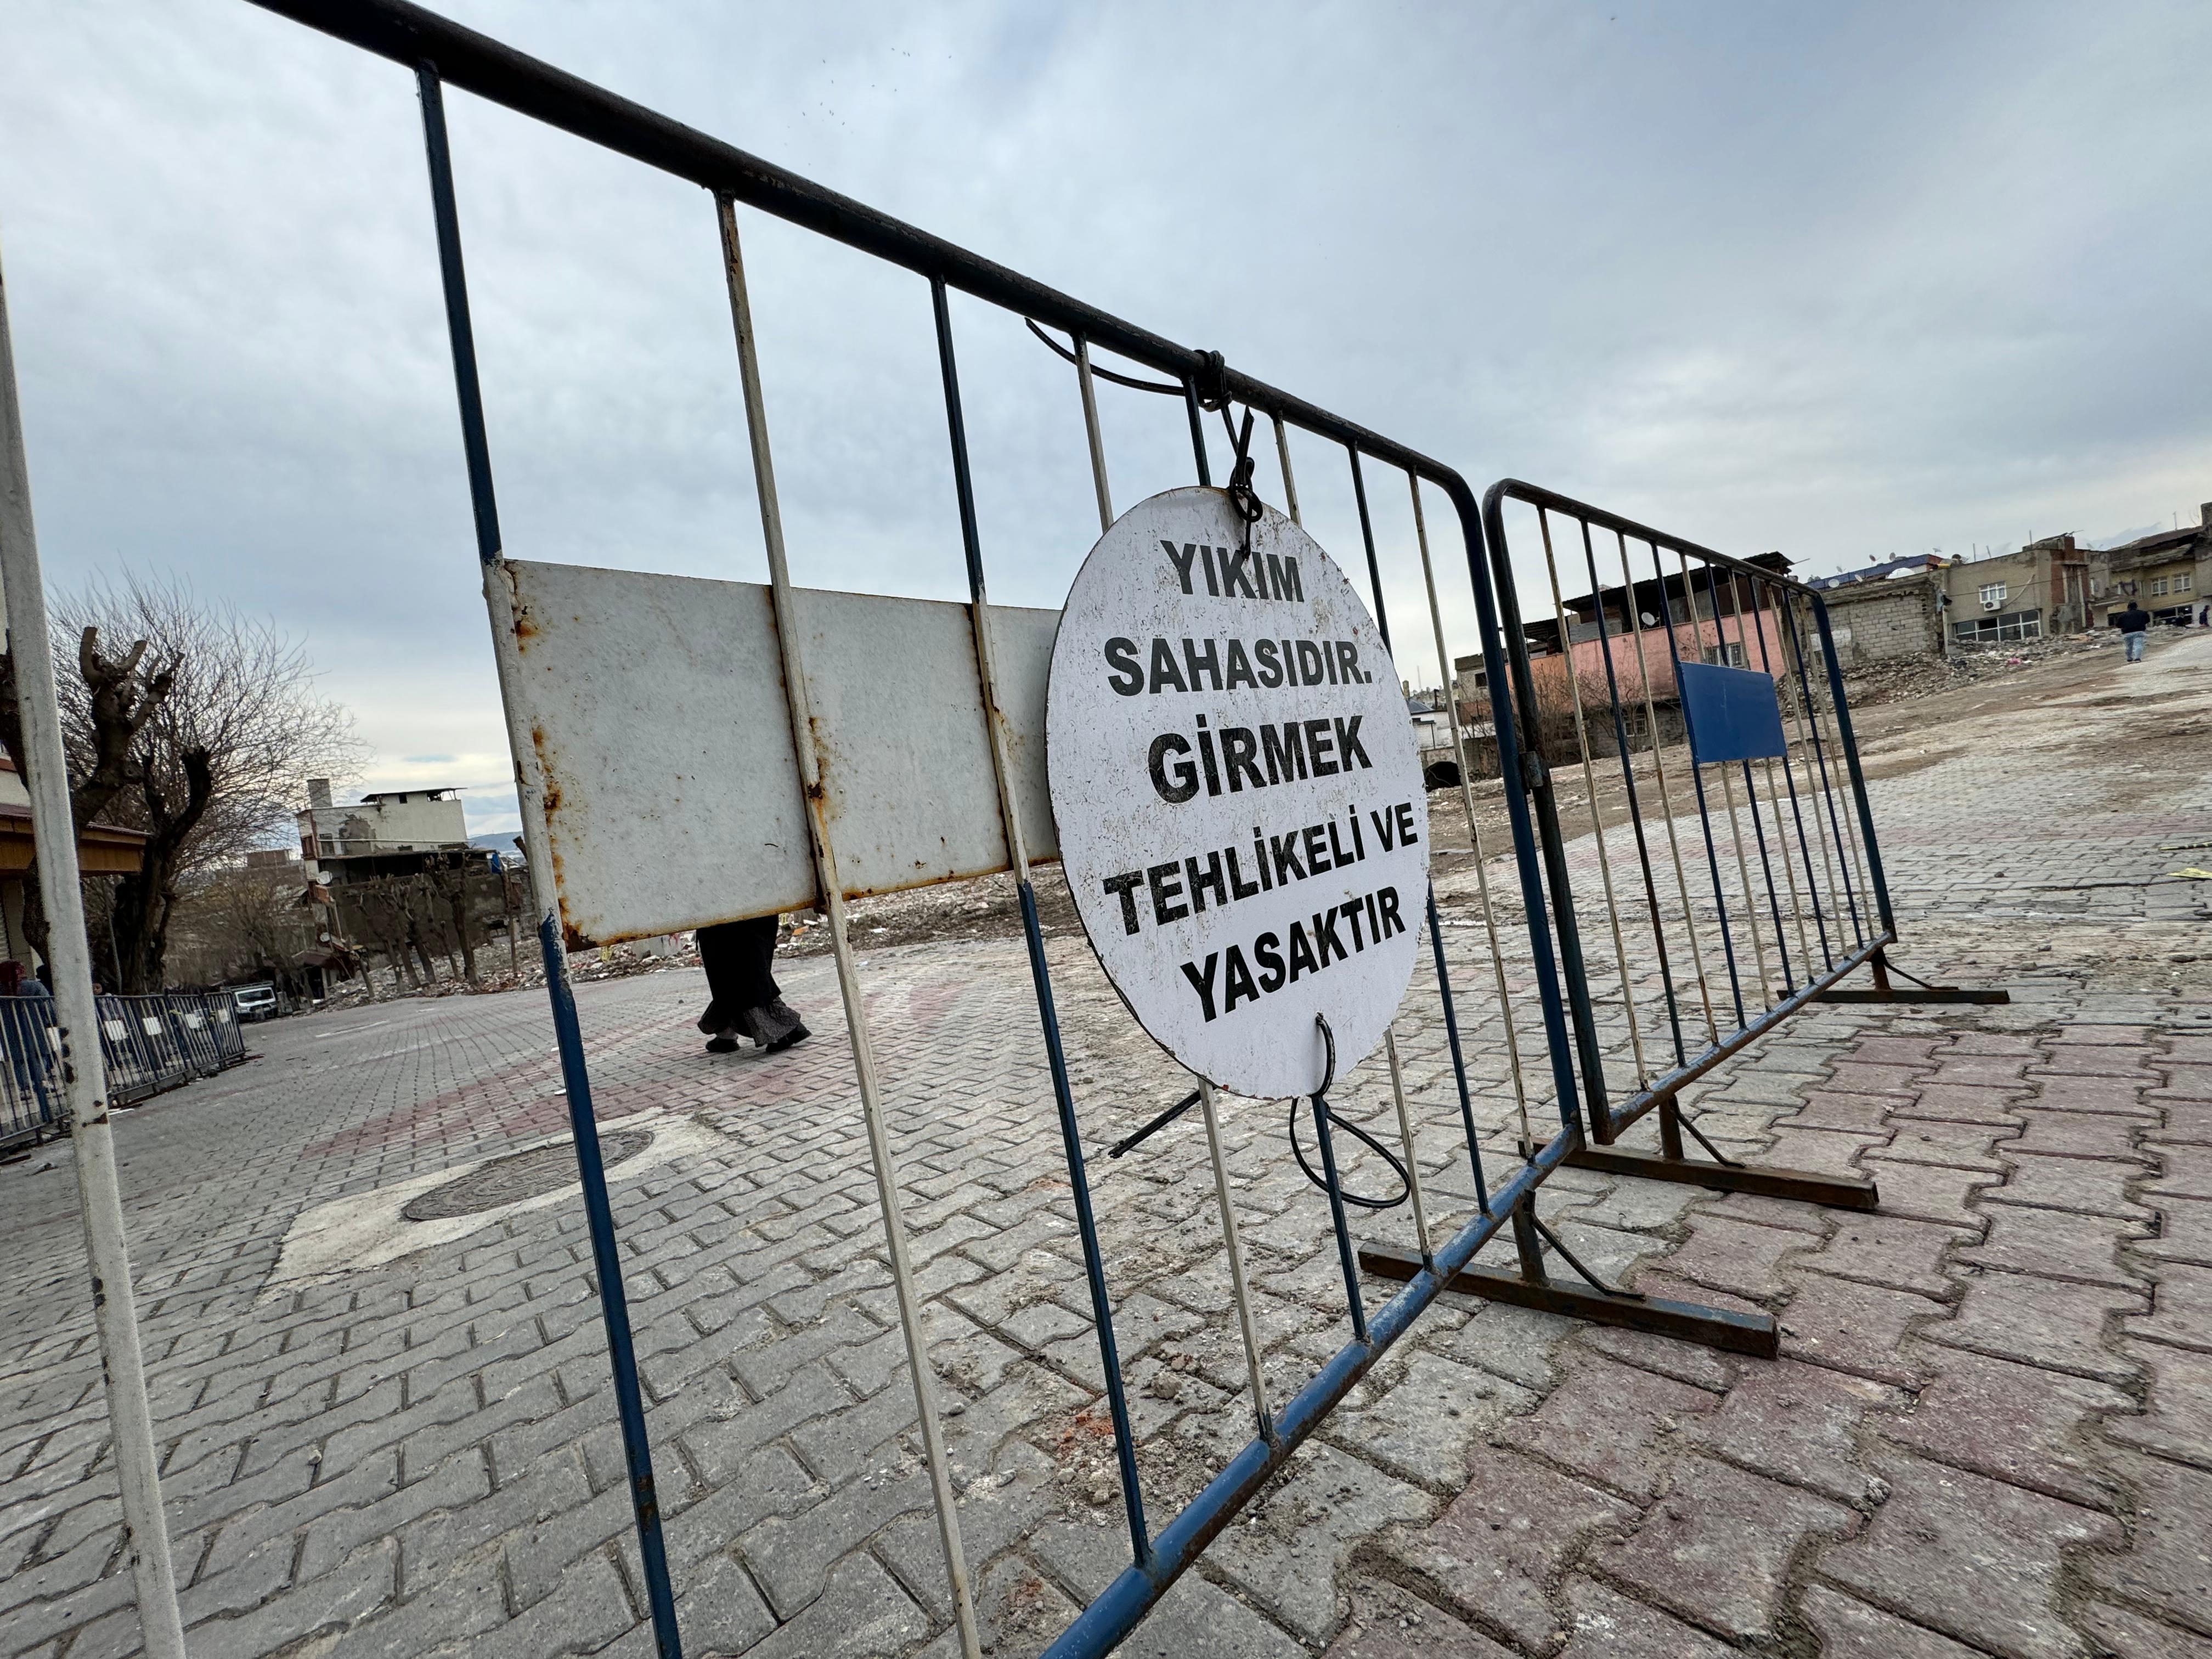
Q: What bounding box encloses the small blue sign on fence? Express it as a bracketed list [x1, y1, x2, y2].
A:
[1677, 660, 1787, 765]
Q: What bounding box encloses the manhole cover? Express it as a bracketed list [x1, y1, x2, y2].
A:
[403, 1128, 654, 1222]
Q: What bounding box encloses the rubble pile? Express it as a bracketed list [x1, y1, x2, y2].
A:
[1844, 631, 2115, 706]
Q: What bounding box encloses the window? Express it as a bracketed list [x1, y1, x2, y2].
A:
[1951, 608, 2042, 645]
[2151, 577, 2169, 597]
[1978, 582, 2007, 610]
[2177, 572, 2194, 594]
[1701, 641, 1747, 668]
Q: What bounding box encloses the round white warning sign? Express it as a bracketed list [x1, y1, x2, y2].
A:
[1047, 487, 1429, 1099]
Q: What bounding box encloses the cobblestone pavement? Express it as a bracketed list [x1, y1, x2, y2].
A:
[5, 631, 2210, 1659]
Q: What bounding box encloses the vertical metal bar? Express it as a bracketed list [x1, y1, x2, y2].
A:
[1772, 589, 1845, 949]
[1308, 1091, 1369, 1345]
[414, 69, 684, 1657]
[1344, 447, 1436, 1248]
[1533, 509, 1649, 1099]
[1473, 492, 1601, 1136]
[932, 278, 1147, 1580]
[720, 201, 984, 1643]
[1610, 533, 1725, 1044]
[1718, 575, 1795, 987]
[1811, 598, 1894, 933]
[1182, 380, 1212, 486]
[1779, 592, 1867, 946]
[1074, 335, 1112, 534]
[1198, 1082, 1273, 1441]
[1575, 522, 1684, 1068]
[1649, 538, 1746, 1026]
[0, 228, 188, 1659]
[1270, 414, 1300, 524]
[1742, 578, 1820, 973]
[1410, 478, 1528, 1168]
[1689, 554, 1775, 1008]
[1381, 1029, 1431, 1263]
[1075, 322, 1269, 1490]
[1736, 760, 1792, 988]
[1423, 892, 1492, 1205]
[1813, 644, 1881, 936]
[1790, 599, 1876, 933]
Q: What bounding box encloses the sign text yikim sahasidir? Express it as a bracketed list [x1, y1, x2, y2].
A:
[1046, 487, 1429, 1099]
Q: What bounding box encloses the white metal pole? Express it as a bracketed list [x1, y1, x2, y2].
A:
[716, 198, 981, 1658]
[0, 236, 188, 1658]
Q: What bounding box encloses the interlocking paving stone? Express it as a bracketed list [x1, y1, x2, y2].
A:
[1816, 1451, 2121, 1659]
[2077, 1449, 2212, 1639]
[1317, 1577, 1515, 1659]
[1377, 1443, 1635, 1649]
[1554, 1575, 1736, 1657]
[2073, 1600, 2212, 1658]
[1592, 1452, 1859, 1637]
[1875, 1344, 2131, 1509]
[1680, 1356, 1900, 1502]
[1797, 1583, 1991, 1657]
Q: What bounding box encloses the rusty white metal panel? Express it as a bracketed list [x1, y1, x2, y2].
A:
[505, 560, 1056, 945]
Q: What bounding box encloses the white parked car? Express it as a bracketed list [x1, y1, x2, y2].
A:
[231, 984, 279, 1023]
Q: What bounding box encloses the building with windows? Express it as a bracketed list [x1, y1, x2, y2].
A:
[1930, 534, 2092, 647]
[2096, 505, 2209, 627]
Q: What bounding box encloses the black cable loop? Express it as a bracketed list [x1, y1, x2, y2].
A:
[1022, 318, 1181, 395]
[1289, 1013, 1409, 1210]
[1192, 348, 1232, 411]
[1288, 1098, 1410, 1210]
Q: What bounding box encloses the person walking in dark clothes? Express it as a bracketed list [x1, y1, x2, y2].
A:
[695, 916, 810, 1055]
[2115, 599, 2152, 663]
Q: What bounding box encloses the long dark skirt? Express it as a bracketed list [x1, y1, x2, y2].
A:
[697, 916, 780, 1027]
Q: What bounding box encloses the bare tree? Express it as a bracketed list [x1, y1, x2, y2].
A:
[0, 572, 364, 990]
[166, 862, 319, 994]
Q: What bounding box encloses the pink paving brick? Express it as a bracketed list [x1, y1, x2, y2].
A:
[1926, 1267, 2147, 1386]
[1379, 1444, 1636, 1649]
[1876, 1345, 2132, 1508]
[1506, 1352, 1721, 1500]
[2078, 1451, 2212, 1640]
[1779, 1271, 1942, 1386]
[1680, 1357, 1900, 1502]
[1954, 1207, 2154, 1291]
[1815, 1451, 2120, 1659]
[1592, 1453, 1858, 1637]
[1807, 1210, 1974, 1299]
[1798, 1584, 1989, 1658]
[1555, 1577, 1736, 1659]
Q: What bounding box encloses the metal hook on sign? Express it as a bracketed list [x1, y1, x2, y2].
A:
[1313, 1011, 1337, 1098]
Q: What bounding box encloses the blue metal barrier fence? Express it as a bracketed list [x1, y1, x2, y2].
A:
[0, 990, 249, 1149]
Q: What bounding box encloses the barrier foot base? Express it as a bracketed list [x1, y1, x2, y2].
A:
[1541, 1139, 1881, 1212]
[1815, 987, 2010, 1004]
[1359, 1240, 1779, 1358]
[1814, 949, 2010, 1006]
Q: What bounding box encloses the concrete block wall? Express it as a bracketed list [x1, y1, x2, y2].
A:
[1819, 573, 1942, 665]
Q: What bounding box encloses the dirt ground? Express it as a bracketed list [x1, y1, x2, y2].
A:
[331, 624, 2192, 993]
[788, 625, 2198, 957]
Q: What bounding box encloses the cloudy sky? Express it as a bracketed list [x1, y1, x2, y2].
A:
[3, 0, 2207, 838]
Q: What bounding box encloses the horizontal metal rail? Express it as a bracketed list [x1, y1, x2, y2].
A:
[1594, 930, 1893, 1142]
[1482, 477, 1827, 599]
[247, 0, 1464, 499]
